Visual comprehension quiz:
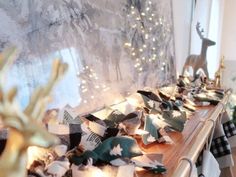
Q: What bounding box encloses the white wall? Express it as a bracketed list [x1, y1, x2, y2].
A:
[221, 0, 236, 92]
[221, 0, 236, 61]
[172, 0, 193, 74]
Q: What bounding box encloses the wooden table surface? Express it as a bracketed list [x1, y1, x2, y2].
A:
[137, 106, 214, 177]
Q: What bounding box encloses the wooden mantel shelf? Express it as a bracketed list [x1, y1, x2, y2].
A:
[137, 91, 231, 177]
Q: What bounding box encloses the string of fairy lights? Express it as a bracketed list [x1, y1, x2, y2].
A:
[124, 0, 171, 73]
[78, 0, 173, 104]
[78, 66, 110, 104]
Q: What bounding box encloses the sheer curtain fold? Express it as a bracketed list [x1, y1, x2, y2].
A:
[190, 0, 225, 79]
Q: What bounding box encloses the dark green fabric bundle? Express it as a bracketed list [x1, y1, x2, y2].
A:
[71, 136, 142, 165]
[142, 115, 160, 145]
[162, 110, 187, 132]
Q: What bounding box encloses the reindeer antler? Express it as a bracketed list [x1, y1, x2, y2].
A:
[0, 48, 68, 127]
[196, 22, 204, 39]
[24, 59, 68, 121]
[0, 47, 27, 129]
[0, 48, 68, 177]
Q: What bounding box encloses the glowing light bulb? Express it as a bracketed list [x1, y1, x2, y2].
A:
[152, 38, 156, 42]
[131, 6, 134, 9]
[149, 1, 152, 4]
[131, 11, 135, 15]
[132, 52, 136, 56]
[143, 44, 147, 48]
[82, 88, 88, 93]
[124, 43, 131, 47]
[139, 48, 143, 52]
[149, 17, 152, 21]
[145, 34, 149, 39]
[141, 12, 145, 16]
[146, 7, 150, 11]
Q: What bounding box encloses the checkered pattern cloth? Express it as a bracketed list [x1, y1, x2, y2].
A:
[223, 121, 236, 138]
[197, 111, 236, 171]
[210, 135, 231, 158]
[46, 123, 82, 150]
[209, 115, 234, 168]
[222, 111, 236, 148]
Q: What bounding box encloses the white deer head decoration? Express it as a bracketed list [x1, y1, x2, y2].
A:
[0, 47, 68, 177]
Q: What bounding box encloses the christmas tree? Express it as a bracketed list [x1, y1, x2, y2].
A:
[124, 0, 173, 76]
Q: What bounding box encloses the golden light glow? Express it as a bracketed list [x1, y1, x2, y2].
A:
[27, 146, 49, 168]
[126, 97, 140, 107]
[124, 43, 131, 47]
[125, 0, 169, 73]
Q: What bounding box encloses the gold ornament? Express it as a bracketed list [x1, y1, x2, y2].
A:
[214, 56, 225, 87]
[0, 47, 68, 177]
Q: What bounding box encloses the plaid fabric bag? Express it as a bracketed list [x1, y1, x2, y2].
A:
[197, 111, 235, 171]
[209, 111, 234, 168]
[222, 111, 236, 148]
[47, 123, 82, 150]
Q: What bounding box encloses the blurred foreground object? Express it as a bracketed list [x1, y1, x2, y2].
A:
[0, 47, 68, 177]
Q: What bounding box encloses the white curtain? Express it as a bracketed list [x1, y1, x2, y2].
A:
[190, 0, 225, 79]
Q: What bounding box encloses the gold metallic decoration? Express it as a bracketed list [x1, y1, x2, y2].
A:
[0, 47, 68, 177]
[214, 56, 225, 88]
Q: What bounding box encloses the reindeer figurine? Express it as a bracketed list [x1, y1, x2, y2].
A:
[182, 22, 216, 78]
[0, 48, 68, 177]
